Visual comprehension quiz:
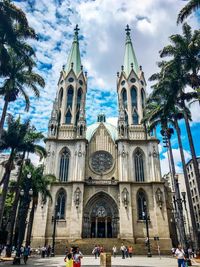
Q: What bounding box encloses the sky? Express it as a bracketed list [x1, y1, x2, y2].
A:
[2, 0, 200, 174]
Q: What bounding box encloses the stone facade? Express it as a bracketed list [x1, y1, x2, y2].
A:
[31, 25, 172, 251]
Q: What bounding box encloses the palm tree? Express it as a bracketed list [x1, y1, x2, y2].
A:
[25, 164, 55, 246]
[0, 115, 30, 227]
[6, 126, 47, 253]
[159, 24, 200, 196]
[0, 0, 37, 76]
[0, 49, 45, 139]
[144, 58, 199, 246]
[177, 0, 200, 24]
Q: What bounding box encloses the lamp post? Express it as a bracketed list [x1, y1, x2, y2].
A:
[173, 175, 187, 248]
[51, 204, 60, 257]
[142, 201, 152, 257]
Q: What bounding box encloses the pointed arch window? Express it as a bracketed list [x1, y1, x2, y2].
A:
[137, 191, 147, 220]
[132, 111, 139, 125]
[125, 111, 128, 125]
[58, 88, 63, 108]
[134, 149, 145, 182]
[58, 111, 61, 125]
[56, 190, 66, 219]
[121, 88, 127, 109]
[131, 87, 137, 108]
[75, 110, 80, 126]
[65, 110, 72, 124]
[59, 148, 70, 182]
[67, 86, 74, 109]
[141, 89, 145, 109]
[77, 88, 82, 110]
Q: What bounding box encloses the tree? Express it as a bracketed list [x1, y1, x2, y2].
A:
[0, 50, 45, 139]
[6, 126, 47, 253]
[177, 0, 200, 24]
[0, 0, 37, 76]
[0, 116, 30, 227]
[25, 164, 55, 246]
[159, 24, 200, 198]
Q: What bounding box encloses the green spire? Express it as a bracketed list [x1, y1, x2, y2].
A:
[65, 24, 82, 76]
[123, 25, 139, 77]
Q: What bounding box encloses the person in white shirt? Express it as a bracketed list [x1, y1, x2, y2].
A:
[112, 245, 117, 257]
[175, 244, 185, 267]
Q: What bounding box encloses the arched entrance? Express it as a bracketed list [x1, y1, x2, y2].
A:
[82, 192, 119, 238]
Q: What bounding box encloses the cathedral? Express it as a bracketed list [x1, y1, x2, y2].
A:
[31, 25, 171, 251]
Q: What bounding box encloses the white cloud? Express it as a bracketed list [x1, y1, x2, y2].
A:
[107, 117, 118, 127]
[160, 148, 191, 176]
[3, 0, 199, 135]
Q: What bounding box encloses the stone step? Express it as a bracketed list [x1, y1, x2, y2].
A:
[54, 238, 168, 256]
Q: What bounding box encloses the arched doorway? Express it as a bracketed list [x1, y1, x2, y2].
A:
[82, 192, 119, 238]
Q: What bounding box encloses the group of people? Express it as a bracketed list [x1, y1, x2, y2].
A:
[92, 245, 104, 258]
[172, 244, 193, 267]
[64, 246, 83, 267]
[120, 243, 133, 258]
[91, 243, 133, 258]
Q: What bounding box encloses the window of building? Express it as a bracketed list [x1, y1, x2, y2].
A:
[137, 191, 147, 220]
[58, 88, 63, 108]
[191, 189, 194, 196]
[59, 148, 70, 182]
[122, 88, 127, 109]
[134, 149, 145, 182]
[188, 174, 191, 180]
[131, 87, 137, 108]
[132, 111, 139, 125]
[191, 172, 194, 177]
[194, 188, 197, 195]
[141, 89, 145, 109]
[190, 165, 192, 170]
[67, 86, 73, 109]
[56, 190, 66, 219]
[77, 88, 82, 110]
[65, 110, 72, 124]
[193, 180, 195, 185]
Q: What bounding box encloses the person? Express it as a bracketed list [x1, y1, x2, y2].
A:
[73, 247, 83, 267]
[125, 246, 128, 258]
[128, 246, 133, 257]
[46, 245, 51, 257]
[100, 246, 104, 254]
[23, 246, 29, 264]
[112, 245, 117, 257]
[41, 246, 46, 258]
[65, 253, 73, 267]
[175, 244, 185, 267]
[92, 245, 98, 259]
[120, 243, 125, 259]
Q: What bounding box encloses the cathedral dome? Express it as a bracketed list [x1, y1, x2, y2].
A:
[86, 120, 118, 142]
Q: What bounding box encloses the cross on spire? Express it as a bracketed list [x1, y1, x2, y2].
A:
[125, 24, 131, 36]
[74, 24, 80, 35]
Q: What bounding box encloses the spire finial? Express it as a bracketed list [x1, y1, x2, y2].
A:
[74, 24, 80, 35]
[125, 24, 131, 36]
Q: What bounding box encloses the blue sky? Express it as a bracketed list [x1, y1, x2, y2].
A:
[1, 0, 200, 174]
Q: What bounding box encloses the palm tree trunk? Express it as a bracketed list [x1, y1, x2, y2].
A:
[174, 118, 198, 246]
[26, 201, 35, 246]
[0, 149, 15, 227]
[184, 115, 200, 193]
[6, 151, 26, 254]
[168, 138, 176, 185]
[0, 99, 9, 139]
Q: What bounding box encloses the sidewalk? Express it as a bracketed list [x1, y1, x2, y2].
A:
[0, 256, 200, 267]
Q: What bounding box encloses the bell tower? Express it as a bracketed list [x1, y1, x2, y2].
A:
[48, 24, 87, 139]
[117, 25, 146, 136]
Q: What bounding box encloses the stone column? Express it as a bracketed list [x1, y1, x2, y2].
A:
[95, 217, 98, 237]
[105, 218, 108, 238]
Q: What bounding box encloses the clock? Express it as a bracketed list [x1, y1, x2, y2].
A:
[90, 150, 113, 174]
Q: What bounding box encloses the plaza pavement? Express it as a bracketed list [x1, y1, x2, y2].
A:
[1, 256, 200, 267]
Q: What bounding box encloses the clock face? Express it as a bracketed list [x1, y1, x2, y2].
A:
[90, 151, 113, 174]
